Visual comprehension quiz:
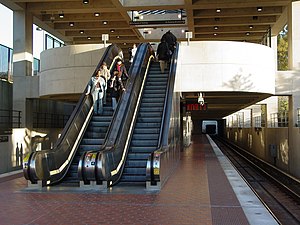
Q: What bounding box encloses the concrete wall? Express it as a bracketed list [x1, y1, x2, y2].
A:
[226, 127, 300, 179]
[0, 127, 62, 174]
[175, 41, 275, 94]
[39, 44, 106, 97]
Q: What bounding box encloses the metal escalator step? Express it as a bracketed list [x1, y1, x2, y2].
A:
[78, 145, 102, 151]
[136, 117, 161, 123]
[127, 153, 150, 160]
[125, 160, 147, 167]
[133, 128, 160, 134]
[83, 132, 106, 139]
[131, 139, 158, 147]
[131, 133, 159, 140]
[80, 138, 104, 145]
[143, 89, 166, 94]
[129, 146, 157, 153]
[140, 102, 164, 107]
[138, 112, 162, 118]
[147, 77, 168, 82]
[141, 98, 165, 103]
[134, 122, 161, 128]
[91, 116, 112, 122]
[90, 121, 111, 127]
[146, 81, 168, 86]
[120, 175, 146, 182]
[139, 107, 163, 112]
[144, 85, 167, 91]
[123, 167, 146, 175]
[86, 126, 108, 133]
[141, 93, 165, 99]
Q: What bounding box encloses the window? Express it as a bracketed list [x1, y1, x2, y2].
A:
[45, 34, 64, 50]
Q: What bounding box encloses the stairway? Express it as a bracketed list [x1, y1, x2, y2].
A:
[119, 62, 169, 185]
[59, 99, 114, 186]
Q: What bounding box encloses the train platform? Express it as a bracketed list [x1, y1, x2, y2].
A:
[0, 135, 278, 225]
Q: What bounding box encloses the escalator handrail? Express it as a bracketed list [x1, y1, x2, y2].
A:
[94, 43, 155, 184]
[23, 44, 123, 184]
[158, 43, 179, 147]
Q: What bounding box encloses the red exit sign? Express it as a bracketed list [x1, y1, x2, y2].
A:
[186, 103, 207, 111]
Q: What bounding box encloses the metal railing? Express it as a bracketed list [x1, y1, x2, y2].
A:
[0, 109, 21, 131]
[33, 112, 69, 128]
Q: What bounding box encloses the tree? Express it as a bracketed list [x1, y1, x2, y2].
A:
[277, 25, 288, 71]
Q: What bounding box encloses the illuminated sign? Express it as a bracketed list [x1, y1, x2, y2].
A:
[186, 103, 207, 111]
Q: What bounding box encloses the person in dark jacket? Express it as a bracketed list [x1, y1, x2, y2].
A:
[161, 30, 177, 54]
[115, 58, 129, 81]
[108, 70, 125, 110]
[156, 38, 170, 73]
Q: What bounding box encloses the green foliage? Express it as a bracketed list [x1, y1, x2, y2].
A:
[278, 96, 288, 113]
[277, 25, 288, 71]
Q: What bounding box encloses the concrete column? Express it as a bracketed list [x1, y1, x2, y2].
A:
[12, 9, 33, 128]
[287, 1, 300, 70]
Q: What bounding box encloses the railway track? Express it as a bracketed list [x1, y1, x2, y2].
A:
[212, 136, 300, 225]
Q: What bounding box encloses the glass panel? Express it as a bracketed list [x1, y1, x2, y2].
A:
[46, 34, 53, 50]
[33, 58, 40, 75]
[54, 40, 60, 48]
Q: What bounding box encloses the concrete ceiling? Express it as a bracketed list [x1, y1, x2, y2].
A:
[3, 0, 292, 45]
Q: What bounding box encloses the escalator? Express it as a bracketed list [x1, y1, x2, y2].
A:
[91, 44, 180, 189]
[23, 44, 123, 187]
[59, 99, 114, 186]
[120, 62, 168, 184]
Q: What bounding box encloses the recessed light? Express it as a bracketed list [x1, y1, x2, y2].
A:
[117, 36, 120, 39]
[83, 0, 89, 4]
[214, 33, 217, 36]
[214, 26, 219, 30]
[103, 21, 108, 25]
[257, 7, 263, 12]
[87, 36, 91, 40]
[110, 29, 115, 33]
[246, 32, 250, 36]
[79, 30, 84, 34]
[59, 13, 64, 19]
[69, 22, 74, 27]
[249, 25, 254, 29]
[216, 9, 221, 13]
[94, 12, 100, 17]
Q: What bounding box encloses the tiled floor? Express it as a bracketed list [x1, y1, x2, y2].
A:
[0, 135, 250, 225]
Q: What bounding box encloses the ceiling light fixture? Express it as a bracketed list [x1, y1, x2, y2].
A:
[87, 36, 91, 40]
[103, 21, 108, 25]
[246, 32, 250, 36]
[214, 26, 219, 30]
[257, 7, 263, 12]
[117, 36, 120, 39]
[94, 12, 100, 17]
[69, 22, 74, 27]
[249, 25, 254, 29]
[110, 29, 115, 33]
[59, 13, 64, 19]
[214, 33, 217, 36]
[79, 30, 84, 34]
[83, 0, 89, 4]
[216, 9, 221, 13]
